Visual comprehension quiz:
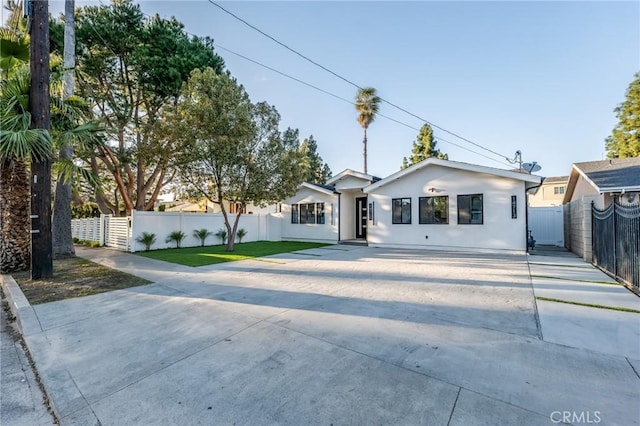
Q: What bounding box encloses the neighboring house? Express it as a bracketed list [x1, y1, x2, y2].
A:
[527, 176, 568, 207]
[161, 198, 278, 214]
[282, 159, 542, 253]
[562, 157, 640, 261]
[562, 158, 640, 207]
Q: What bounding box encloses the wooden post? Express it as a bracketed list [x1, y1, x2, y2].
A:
[30, 0, 53, 279]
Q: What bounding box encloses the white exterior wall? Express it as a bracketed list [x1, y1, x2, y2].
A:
[339, 193, 356, 240]
[130, 211, 264, 252]
[366, 166, 528, 252]
[333, 175, 371, 190]
[281, 188, 338, 243]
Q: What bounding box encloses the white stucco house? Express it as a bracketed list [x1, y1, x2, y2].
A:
[281, 158, 542, 253]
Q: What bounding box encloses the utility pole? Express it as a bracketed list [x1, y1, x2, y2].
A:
[29, 0, 53, 279]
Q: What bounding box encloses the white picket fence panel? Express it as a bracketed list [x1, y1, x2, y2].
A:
[104, 215, 132, 251]
[71, 217, 102, 243]
[529, 206, 564, 246]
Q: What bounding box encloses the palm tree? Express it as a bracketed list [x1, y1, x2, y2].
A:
[1, 63, 51, 272]
[355, 87, 381, 174]
[1, 8, 99, 271]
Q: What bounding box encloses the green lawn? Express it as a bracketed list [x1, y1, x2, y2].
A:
[137, 241, 329, 267]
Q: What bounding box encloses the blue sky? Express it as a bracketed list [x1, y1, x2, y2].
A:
[48, 1, 639, 178]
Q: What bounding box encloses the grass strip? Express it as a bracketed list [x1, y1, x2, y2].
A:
[536, 296, 640, 314]
[137, 241, 328, 267]
[528, 262, 592, 269]
[530, 274, 620, 286]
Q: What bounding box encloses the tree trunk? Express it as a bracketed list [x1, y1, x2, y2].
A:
[0, 160, 31, 273]
[226, 212, 242, 252]
[52, 0, 76, 257]
[363, 127, 368, 174]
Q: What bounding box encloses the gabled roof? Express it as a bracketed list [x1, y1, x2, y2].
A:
[326, 169, 380, 185]
[363, 158, 542, 193]
[562, 158, 640, 203]
[541, 176, 569, 184]
[300, 182, 338, 196]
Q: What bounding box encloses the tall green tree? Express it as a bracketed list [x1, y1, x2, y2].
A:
[169, 68, 306, 251]
[300, 135, 332, 184]
[401, 123, 448, 169]
[70, 0, 224, 215]
[355, 87, 380, 174]
[605, 72, 640, 158]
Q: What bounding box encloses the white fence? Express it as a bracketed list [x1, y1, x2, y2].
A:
[71, 211, 282, 252]
[71, 217, 102, 243]
[529, 206, 564, 246]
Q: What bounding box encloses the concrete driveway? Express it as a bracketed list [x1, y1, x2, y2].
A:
[13, 246, 640, 425]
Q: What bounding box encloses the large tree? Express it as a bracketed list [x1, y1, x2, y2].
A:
[355, 87, 380, 174]
[300, 135, 332, 184]
[169, 68, 306, 251]
[71, 0, 224, 215]
[606, 72, 640, 158]
[401, 123, 448, 169]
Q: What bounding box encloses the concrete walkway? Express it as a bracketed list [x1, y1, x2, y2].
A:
[529, 246, 640, 359]
[3, 245, 640, 425]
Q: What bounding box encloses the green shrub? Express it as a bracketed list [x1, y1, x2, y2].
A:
[237, 228, 247, 243]
[158, 204, 166, 212]
[135, 232, 157, 251]
[215, 228, 228, 245]
[193, 228, 213, 247]
[166, 230, 186, 248]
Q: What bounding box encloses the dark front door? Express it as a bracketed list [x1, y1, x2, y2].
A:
[355, 197, 367, 239]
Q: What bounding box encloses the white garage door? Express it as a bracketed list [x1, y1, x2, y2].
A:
[529, 206, 564, 246]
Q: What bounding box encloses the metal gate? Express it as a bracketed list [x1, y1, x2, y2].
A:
[592, 200, 639, 291]
[529, 206, 564, 246]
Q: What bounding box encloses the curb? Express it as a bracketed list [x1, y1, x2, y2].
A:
[0, 274, 43, 336]
[0, 274, 99, 425]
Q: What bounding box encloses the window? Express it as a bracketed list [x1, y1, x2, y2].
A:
[511, 195, 517, 219]
[392, 198, 412, 224]
[554, 186, 565, 195]
[316, 203, 325, 224]
[458, 194, 483, 224]
[300, 203, 316, 224]
[291, 203, 325, 224]
[419, 196, 449, 224]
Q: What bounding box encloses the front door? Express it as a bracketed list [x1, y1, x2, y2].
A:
[355, 197, 367, 239]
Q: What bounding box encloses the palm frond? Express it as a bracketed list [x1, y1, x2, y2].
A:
[54, 157, 101, 189]
[0, 128, 51, 162]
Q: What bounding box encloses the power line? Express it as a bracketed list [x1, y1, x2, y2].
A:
[207, 0, 513, 162]
[215, 43, 512, 168]
[100, 4, 513, 168]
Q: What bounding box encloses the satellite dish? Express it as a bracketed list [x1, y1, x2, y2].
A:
[522, 162, 541, 173]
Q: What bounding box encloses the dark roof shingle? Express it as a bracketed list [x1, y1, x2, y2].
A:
[575, 158, 640, 190]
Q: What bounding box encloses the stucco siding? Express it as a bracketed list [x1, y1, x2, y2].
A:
[281, 189, 338, 242]
[333, 176, 372, 191]
[366, 166, 527, 252]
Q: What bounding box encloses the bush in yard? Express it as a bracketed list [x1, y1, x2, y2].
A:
[193, 228, 213, 247]
[166, 231, 186, 248]
[215, 228, 228, 245]
[236, 228, 247, 243]
[136, 232, 157, 251]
